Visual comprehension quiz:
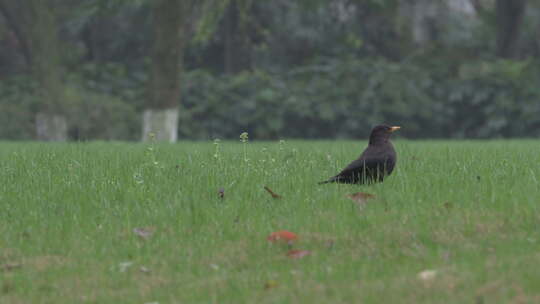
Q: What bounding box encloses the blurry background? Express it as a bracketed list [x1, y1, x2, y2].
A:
[0, 0, 539, 141]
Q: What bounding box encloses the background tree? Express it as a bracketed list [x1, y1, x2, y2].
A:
[142, 0, 186, 142]
[0, 0, 67, 141]
[143, 0, 235, 142]
[495, 0, 527, 58]
[0, 0, 539, 140]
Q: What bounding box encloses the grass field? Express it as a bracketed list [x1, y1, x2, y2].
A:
[1, 139, 540, 303]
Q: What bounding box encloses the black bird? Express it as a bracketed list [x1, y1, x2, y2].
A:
[319, 124, 400, 185]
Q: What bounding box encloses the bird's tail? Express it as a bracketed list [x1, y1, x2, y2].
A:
[318, 177, 335, 185]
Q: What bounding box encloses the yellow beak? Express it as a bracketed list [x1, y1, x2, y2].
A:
[389, 126, 401, 133]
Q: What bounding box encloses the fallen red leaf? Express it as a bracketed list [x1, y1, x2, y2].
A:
[267, 230, 298, 243]
[264, 186, 282, 199]
[287, 249, 311, 259]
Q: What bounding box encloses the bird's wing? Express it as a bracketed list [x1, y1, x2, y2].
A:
[338, 157, 381, 176]
[320, 157, 382, 184]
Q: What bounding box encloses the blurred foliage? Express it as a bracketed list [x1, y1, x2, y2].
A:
[0, 73, 139, 140]
[179, 58, 540, 139]
[0, 76, 37, 140]
[4, 57, 537, 140]
[63, 86, 139, 140]
[0, 0, 539, 140]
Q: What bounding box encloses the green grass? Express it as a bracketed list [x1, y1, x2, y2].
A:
[1, 139, 540, 303]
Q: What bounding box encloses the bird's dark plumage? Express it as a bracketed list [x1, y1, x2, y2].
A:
[319, 124, 400, 185]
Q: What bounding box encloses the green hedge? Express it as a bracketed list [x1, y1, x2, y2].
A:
[180, 59, 540, 139]
[0, 74, 139, 141]
[1, 58, 539, 140]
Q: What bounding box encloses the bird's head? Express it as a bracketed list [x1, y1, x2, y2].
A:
[369, 124, 400, 144]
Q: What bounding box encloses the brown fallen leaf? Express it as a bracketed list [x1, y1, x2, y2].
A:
[218, 188, 225, 199]
[267, 230, 298, 244]
[1, 263, 22, 272]
[347, 192, 375, 207]
[443, 201, 453, 210]
[133, 227, 155, 240]
[264, 280, 279, 290]
[325, 239, 335, 250]
[264, 186, 282, 199]
[25, 255, 68, 272]
[287, 250, 311, 259]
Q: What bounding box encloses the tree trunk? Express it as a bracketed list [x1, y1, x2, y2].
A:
[0, 0, 68, 141]
[142, 108, 179, 142]
[399, 0, 440, 44]
[0, 2, 31, 66]
[28, 1, 68, 141]
[35, 113, 68, 141]
[398, 0, 476, 45]
[224, 0, 238, 74]
[495, 0, 527, 59]
[223, 0, 251, 74]
[143, 0, 186, 142]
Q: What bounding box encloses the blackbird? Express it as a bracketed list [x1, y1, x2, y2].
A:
[319, 124, 400, 185]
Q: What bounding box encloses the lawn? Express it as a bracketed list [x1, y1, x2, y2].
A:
[1, 139, 540, 303]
